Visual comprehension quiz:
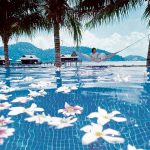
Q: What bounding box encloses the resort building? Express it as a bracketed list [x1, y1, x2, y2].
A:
[18, 55, 40, 64]
[61, 51, 78, 63]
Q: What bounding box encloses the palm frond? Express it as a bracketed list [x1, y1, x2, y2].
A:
[143, 1, 150, 27]
[78, 0, 144, 28]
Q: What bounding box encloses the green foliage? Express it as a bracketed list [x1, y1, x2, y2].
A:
[143, 1, 150, 27]
[0, 0, 50, 38]
[44, 0, 82, 46]
[78, 0, 146, 28]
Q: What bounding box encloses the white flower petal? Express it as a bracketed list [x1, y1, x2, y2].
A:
[110, 111, 121, 116]
[97, 117, 110, 125]
[103, 136, 125, 144]
[58, 109, 64, 113]
[82, 133, 98, 145]
[103, 129, 120, 136]
[80, 125, 92, 133]
[65, 102, 70, 108]
[8, 107, 25, 116]
[87, 112, 100, 118]
[112, 117, 127, 122]
[91, 123, 103, 132]
[98, 107, 107, 116]
[127, 144, 137, 150]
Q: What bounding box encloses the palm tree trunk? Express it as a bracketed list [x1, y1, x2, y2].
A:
[147, 40, 150, 66]
[2, 35, 10, 67]
[54, 20, 61, 68]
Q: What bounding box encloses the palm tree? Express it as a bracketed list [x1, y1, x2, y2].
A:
[147, 39, 150, 66]
[44, 0, 82, 67]
[0, 0, 48, 67]
[78, 0, 144, 28]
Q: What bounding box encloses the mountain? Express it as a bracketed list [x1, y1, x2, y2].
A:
[0, 42, 145, 62]
[124, 55, 146, 61]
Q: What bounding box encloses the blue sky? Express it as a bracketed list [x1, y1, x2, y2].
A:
[0, 5, 149, 57]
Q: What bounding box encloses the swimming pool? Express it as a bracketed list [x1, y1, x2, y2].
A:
[0, 65, 150, 150]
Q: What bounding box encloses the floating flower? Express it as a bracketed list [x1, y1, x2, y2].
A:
[29, 81, 51, 89]
[0, 86, 19, 93]
[8, 103, 44, 116]
[0, 116, 13, 126]
[11, 96, 33, 103]
[58, 102, 83, 116]
[25, 113, 52, 124]
[113, 74, 129, 82]
[48, 117, 77, 129]
[56, 85, 78, 93]
[88, 107, 126, 125]
[127, 144, 144, 150]
[11, 79, 23, 83]
[0, 127, 15, 145]
[0, 102, 11, 111]
[0, 94, 11, 101]
[23, 77, 34, 82]
[28, 90, 47, 97]
[56, 86, 71, 93]
[0, 81, 5, 85]
[80, 123, 124, 145]
[71, 86, 78, 90]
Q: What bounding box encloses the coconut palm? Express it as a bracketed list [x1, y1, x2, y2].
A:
[43, 0, 82, 67]
[78, 0, 144, 28]
[147, 39, 150, 66]
[0, 0, 49, 67]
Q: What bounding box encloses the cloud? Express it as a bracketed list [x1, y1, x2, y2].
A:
[0, 31, 149, 57]
[81, 31, 149, 57]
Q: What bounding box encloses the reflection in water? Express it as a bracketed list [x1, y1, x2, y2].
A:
[5, 68, 11, 87]
[55, 71, 62, 88]
[147, 67, 150, 81]
[0, 66, 150, 150]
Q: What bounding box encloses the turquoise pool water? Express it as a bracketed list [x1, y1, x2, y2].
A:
[0, 66, 150, 150]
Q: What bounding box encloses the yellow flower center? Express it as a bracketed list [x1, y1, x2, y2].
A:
[60, 119, 67, 123]
[95, 132, 103, 137]
[104, 115, 109, 119]
[66, 107, 74, 113]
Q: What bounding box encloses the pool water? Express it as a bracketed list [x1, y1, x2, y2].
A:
[0, 66, 150, 150]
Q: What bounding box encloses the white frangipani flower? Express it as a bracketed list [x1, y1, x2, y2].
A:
[8, 103, 44, 116]
[88, 107, 127, 125]
[48, 117, 77, 129]
[11, 96, 33, 103]
[56, 85, 78, 93]
[127, 144, 144, 150]
[70, 86, 78, 90]
[29, 81, 51, 89]
[0, 81, 5, 85]
[11, 79, 23, 83]
[25, 113, 52, 124]
[0, 138, 4, 145]
[80, 123, 124, 145]
[28, 89, 47, 97]
[113, 74, 129, 82]
[23, 77, 34, 82]
[0, 94, 11, 101]
[0, 86, 19, 93]
[58, 102, 83, 116]
[0, 116, 13, 126]
[56, 86, 71, 93]
[0, 102, 12, 111]
[0, 127, 15, 145]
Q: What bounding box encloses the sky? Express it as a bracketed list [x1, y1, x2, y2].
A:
[0, 5, 150, 57]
